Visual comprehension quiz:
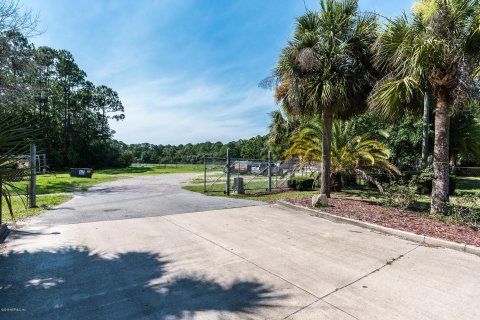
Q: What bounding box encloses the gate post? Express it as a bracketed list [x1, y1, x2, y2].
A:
[203, 155, 207, 193]
[29, 144, 37, 208]
[268, 151, 272, 192]
[225, 149, 230, 196]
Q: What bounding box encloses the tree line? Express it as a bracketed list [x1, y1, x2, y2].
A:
[0, 1, 128, 169]
[126, 135, 268, 164]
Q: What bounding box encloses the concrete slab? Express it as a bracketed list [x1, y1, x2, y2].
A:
[164, 204, 418, 298]
[323, 245, 480, 320]
[1, 212, 316, 320]
[2, 179, 479, 319]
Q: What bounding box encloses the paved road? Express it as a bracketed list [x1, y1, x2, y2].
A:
[27, 173, 262, 225]
[1, 174, 479, 319]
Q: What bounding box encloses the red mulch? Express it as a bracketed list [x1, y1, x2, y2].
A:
[285, 197, 480, 248]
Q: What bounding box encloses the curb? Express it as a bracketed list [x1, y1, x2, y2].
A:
[0, 224, 9, 243]
[276, 201, 480, 258]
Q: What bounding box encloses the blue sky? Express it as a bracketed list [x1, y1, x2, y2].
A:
[23, 0, 413, 145]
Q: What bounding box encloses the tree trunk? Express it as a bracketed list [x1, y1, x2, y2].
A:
[421, 92, 429, 169]
[431, 91, 450, 215]
[320, 106, 333, 197]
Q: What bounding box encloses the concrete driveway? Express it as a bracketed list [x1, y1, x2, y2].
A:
[1, 174, 479, 319]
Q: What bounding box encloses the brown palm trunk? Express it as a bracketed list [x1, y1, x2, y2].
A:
[431, 91, 450, 215]
[320, 106, 333, 197]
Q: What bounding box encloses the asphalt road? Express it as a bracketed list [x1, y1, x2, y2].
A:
[1, 173, 479, 319]
[27, 173, 262, 225]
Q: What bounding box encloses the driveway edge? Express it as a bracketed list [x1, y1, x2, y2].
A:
[276, 200, 480, 257]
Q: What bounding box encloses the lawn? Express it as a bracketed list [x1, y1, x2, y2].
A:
[1, 194, 73, 222]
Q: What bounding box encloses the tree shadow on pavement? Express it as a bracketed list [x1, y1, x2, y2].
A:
[0, 247, 284, 319]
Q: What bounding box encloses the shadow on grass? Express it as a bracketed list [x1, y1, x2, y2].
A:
[0, 247, 283, 319]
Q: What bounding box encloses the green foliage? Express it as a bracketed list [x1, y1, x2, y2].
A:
[384, 180, 420, 210]
[285, 119, 399, 182]
[287, 177, 315, 191]
[401, 169, 456, 195]
[0, 119, 32, 221]
[450, 106, 480, 165]
[0, 24, 126, 170]
[448, 194, 480, 228]
[127, 136, 269, 164]
[119, 150, 135, 168]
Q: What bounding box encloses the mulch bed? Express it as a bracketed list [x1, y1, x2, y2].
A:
[284, 197, 480, 248]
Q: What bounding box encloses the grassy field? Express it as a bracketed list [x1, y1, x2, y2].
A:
[1, 194, 73, 222]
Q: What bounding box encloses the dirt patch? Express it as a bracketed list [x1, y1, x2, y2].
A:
[284, 197, 480, 247]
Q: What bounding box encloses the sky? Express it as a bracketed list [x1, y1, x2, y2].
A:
[23, 0, 413, 145]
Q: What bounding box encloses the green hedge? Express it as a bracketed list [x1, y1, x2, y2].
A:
[287, 177, 315, 191]
[402, 170, 456, 195]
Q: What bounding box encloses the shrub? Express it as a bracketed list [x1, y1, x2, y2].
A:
[287, 177, 315, 191]
[119, 150, 135, 168]
[401, 169, 456, 195]
[449, 195, 480, 229]
[384, 179, 419, 210]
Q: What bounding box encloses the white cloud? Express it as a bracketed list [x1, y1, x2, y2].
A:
[110, 75, 275, 145]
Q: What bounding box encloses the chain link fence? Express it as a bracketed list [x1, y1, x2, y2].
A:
[200, 151, 321, 195]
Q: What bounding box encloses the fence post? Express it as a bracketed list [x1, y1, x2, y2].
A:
[203, 155, 207, 193]
[29, 144, 37, 208]
[225, 149, 230, 196]
[268, 151, 272, 193]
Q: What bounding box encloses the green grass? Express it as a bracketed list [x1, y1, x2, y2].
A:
[12, 164, 203, 195]
[182, 184, 317, 202]
[1, 194, 73, 221]
[456, 177, 480, 195]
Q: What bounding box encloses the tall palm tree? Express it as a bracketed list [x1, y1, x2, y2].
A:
[369, 0, 480, 214]
[285, 119, 399, 192]
[273, 0, 377, 198]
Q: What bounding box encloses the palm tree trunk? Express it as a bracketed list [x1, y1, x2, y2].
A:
[320, 106, 333, 197]
[431, 91, 450, 215]
[421, 92, 429, 169]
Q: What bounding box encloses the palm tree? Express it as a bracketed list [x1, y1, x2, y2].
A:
[369, 0, 480, 214]
[285, 119, 399, 192]
[273, 0, 377, 198]
[266, 110, 302, 159]
[0, 119, 32, 223]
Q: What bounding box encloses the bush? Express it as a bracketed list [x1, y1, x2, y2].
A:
[287, 177, 315, 191]
[384, 180, 419, 210]
[449, 195, 480, 229]
[401, 169, 456, 195]
[119, 150, 135, 168]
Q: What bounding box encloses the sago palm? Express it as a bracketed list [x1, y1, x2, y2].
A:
[273, 0, 377, 197]
[369, 0, 480, 214]
[285, 120, 399, 192]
